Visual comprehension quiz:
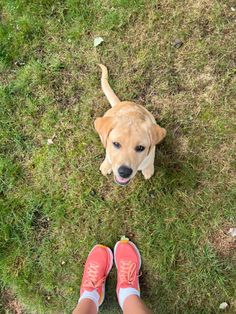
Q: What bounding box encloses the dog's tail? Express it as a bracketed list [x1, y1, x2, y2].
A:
[98, 64, 120, 107]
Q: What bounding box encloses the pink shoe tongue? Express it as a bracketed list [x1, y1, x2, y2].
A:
[84, 287, 94, 292]
[120, 282, 132, 288]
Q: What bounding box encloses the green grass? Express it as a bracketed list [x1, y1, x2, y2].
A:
[0, 0, 236, 313]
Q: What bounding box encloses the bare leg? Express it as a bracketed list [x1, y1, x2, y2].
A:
[72, 299, 97, 314]
[123, 295, 152, 314]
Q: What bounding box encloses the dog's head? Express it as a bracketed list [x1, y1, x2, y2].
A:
[95, 114, 166, 185]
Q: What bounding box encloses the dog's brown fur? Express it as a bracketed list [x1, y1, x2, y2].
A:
[95, 64, 166, 185]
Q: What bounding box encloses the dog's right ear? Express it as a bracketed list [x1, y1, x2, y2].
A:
[94, 117, 115, 147]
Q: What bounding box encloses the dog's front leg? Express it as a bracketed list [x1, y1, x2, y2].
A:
[142, 163, 154, 180]
[141, 147, 155, 180]
[100, 156, 112, 176]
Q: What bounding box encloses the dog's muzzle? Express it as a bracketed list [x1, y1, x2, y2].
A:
[115, 166, 133, 185]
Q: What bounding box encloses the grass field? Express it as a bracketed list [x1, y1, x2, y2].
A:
[0, 0, 236, 313]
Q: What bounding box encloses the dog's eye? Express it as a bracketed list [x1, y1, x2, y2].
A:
[135, 145, 145, 152]
[113, 142, 121, 149]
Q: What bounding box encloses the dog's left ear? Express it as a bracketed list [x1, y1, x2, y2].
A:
[150, 124, 166, 145]
[94, 116, 115, 147]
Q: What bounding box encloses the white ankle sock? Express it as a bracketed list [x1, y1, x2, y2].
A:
[79, 289, 100, 310]
[118, 287, 140, 310]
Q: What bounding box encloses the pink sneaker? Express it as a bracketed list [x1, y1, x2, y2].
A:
[114, 239, 141, 303]
[80, 245, 113, 306]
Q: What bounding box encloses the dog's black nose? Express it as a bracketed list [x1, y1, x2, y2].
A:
[118, 166, 133, 178]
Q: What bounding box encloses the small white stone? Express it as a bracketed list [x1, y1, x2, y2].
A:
[47, 138, 54, 145]
[231, 7, 235, 12]
[219, 302, 228, 310]
[94, 37, 104, 47]
[61, 261, 66, 265]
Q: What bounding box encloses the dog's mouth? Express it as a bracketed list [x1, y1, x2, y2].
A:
[115, 175, 131, 186]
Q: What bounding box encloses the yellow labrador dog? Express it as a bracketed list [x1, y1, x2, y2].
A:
[95, 64, 166, 185]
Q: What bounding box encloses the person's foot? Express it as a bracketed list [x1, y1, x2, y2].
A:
[114, 239, 142, 309]
[80, 245, 113, 307]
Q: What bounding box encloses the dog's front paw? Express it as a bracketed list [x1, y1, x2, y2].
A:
[100, 160, 112, 176]
[142, 165, 154, 180]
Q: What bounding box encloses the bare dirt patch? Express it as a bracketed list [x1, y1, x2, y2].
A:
[1, 289, 24, 314]
[211, 226, 236, 258]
